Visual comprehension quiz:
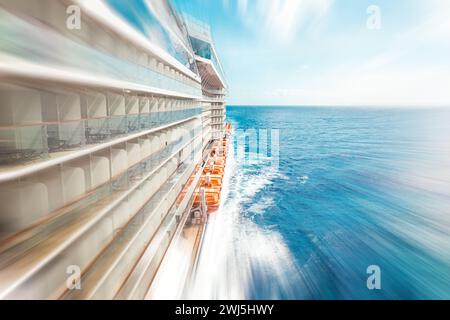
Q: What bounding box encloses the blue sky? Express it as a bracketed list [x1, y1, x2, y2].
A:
[172, 0, 450, 106]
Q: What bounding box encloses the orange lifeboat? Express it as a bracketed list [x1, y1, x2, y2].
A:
[210, 165, 224, 175]
[200, 175, 223, 188]
[214, 158, 226, 166]
[193, 188, 221, 211]
[190, 124, 233, 214]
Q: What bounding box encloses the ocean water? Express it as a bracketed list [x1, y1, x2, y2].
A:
[189, 106, 450, 300]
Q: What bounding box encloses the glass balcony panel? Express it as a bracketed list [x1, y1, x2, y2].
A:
[0, 126, 47, 164]
[46, 121, 85, 153]
[127, 114, 140, 133]
[85, 118, 110, 145]
[112, 171, 129, 192]
[149, 111, 158, 128]
[109, 115, 128, 138]
[128, 162, 143, 186]
[140, 157, 153, 176]
[139, 113, 150, 131]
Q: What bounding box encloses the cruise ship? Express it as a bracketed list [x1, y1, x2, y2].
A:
[0, 0, 227, 299]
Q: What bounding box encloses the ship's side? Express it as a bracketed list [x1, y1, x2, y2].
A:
[143, 15, 229, 300]
[0, 0, 226, 299]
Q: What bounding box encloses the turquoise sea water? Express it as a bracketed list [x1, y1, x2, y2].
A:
[192, 106, 450, 300]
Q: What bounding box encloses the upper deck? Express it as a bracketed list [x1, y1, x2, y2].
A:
[183, 15, 227, 92]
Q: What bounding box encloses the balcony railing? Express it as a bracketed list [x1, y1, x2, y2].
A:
[0, 8, 202, 97]
[0, 107, 202, 165]
[0, 129, 203, 299]
[62, 140, 203, 299]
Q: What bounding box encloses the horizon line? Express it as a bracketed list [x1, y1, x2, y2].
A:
[226, 104, 450, 109]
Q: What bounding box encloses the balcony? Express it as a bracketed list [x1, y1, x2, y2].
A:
[0, 7, 202, 98]
[0, 126, 203, 299]
[0, 84, 202, 165]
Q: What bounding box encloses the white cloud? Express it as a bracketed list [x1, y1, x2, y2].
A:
[226, 0, 450, 107]
[275, 0, 450, 107]
[421, 0, 450, 41]
[237, 0, 248, 16]
[230, 0, 333, 42]
[260, 0, 333, 41]
[271, 88, 306, 98]
[318, 66, 450, 107]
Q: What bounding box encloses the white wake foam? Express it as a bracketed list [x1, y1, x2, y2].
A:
[185, 141, 304, 299]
